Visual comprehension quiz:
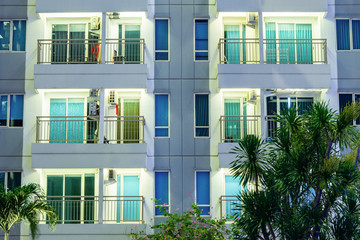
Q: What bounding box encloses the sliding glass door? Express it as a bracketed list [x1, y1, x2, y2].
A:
[118, 25, 141, 63]
[224, 98, 247, 141]
[117, 98, 140, 143]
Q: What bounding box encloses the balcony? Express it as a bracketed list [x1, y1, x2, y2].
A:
[32, 116, 147, 169]
[40, 195, 144, 224]
[36, 0, 147, 13]
[219, 195, 240, 220]
[217, 0, 328, 12]
[34, 39, 147, 89]
[218, 115, 276, 168]
[218, 38, 331, 89]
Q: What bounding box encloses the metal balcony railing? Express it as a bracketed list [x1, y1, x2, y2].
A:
[36, 116, 99, 143]
[104, 116, 145, 144]
[219, 38, 327, 64]
[37, 38, 145, 64]
[263, 39, 327, 64]
[103, 196, 144, 223]
[40, 196, 144, 224]
[219, 38, 260, 64]
[219, 195, 240, 220]
[36, 116, 145, 144]
[37, 39, 101, 64]
[220, 115, 261, 143]
[265, 115, 277, 139]
[105, 38, 145, 64]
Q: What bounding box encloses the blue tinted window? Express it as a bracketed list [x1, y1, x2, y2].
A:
[155, 19, 169, 60]
[10, 95, 24, 127]
[0, 96, 8, 126]
[195, 94, 209, 137]
[155, 94, 169, 137]
[155, 172, 169, 215]
[353, 20, 360, 50]
[196, 172, 210, 215]
[336, 20, 350, 50]
[195, 20, 208, 60]
[0, 21, 11, 51]
[13, 20, 26, 51]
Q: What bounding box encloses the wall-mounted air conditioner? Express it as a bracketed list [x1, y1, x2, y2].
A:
[90, 17, 100, 30]
[108, 90, 118, 105]
[246, 12, 257, 28]
[108, 169, 116, 181]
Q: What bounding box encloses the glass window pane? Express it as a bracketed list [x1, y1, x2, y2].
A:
[10, 95, 24, 127]
[155, 172, 169, 215]
[155, 95, 169, 128]
[353, 20, 360, 50]
[47, 175, 64, 221]
[7, 172, 21, 190]
[13, 20, 26, 51]
[155, 52, 168, 60]
[0, 173, 5, 188]
[195, 94, 209, 137]
[0, 96, 8, 126]
[195, 52, 208, 61]
[195, 20, 208, 60]
[196, 172, 210, 215]
[298, 97, 314, 115]
[339, 94, 352, 112]
[155, 128, 169, 137]
[0, 21, 11, 50]
[336, 20, 350, 50]
[355, 95, 360, 124]
[155, 19, 168, 51]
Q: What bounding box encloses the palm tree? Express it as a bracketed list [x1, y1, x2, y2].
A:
[230, 134, 270, 193]
[0, 183, 57, 240]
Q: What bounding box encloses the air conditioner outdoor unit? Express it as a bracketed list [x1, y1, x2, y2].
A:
[246, 12, 257, 28]
[108, 90, 118, 105]
[248, 90, 257, 103]
[108, 169, 116, 181]
[90, 89, 98, 98]
[90, 17, 100, 30]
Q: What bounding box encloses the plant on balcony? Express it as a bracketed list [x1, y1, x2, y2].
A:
[230, 101, 360, 240]
[130, 203, 230, 239]
[0, 183, 57, 240]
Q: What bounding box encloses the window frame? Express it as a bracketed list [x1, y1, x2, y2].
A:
[0, 171, 22, 192]
[339, 92, 360, 125]
[265, 95, 315, 116]
[155, 93, 170, 138]
[154, 171, 170, 216]
[0, 19, 26, 52]
[194, 18, 209, 62]
[0, 94, 24, 128]
[336, 18, 360, 51]
[154, 18, 170, 62]
[195, 171, 211, 216]
[194, 93, 210, 138]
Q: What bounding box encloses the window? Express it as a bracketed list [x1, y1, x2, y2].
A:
[266, 96, 314, 116]
[155, 172, 169, 215]
[46, 173, 95, 223]
[196, 171, 210, 215]
[339, 93, 360, 125]
[336, 19, 360, 50]
[155, 19, 169, 61]
[0, 172, 21, 191]
[224, 175, 244, 219]
[195, 19, 208, 61]
[0, 20, 26, 51]
[0, 94, 24, 127]
[195, 94, 209, 137]
[155, 94, 169, 137]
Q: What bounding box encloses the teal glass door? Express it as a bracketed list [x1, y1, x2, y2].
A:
[47, 175, 64, 223]
[123, 176, 140, 221]
[125, 25, 141, 63]
[278, 24, 295, 64]
[64, 175, 81, 224]
[52, 24, 68, 63]
[116, 175, 122, 222]
[67, 98, 84, 143]
[50, 99, 66, 143]
[224, 99, 241, 141]
[121, 99, 140, 143]
[224, 25, 240, 64]
[296, 24, 313, 64]
[265, 22, 277, 63]
[225, 176, 241, 218]
[69, 24, 86, 63]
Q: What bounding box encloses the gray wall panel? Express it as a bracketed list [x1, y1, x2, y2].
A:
[169, 6, 182, 78]
[337, 52, 360, 91]
[335, 0, 360, 18]
[169, 81, 182, 155]
[182, 81, 195, 155]
[181, 7, 195, 79]
[0, 0, 27, 19]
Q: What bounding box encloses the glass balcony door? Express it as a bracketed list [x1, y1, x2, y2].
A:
[224, 98, 247, 141]
[118, 24, 141, 64]
[116, 175, 140, 222]
[224, 25, 246, 64]
[117, 98, 140, 143]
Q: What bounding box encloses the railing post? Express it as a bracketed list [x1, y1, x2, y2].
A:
[258, 12, 264, 64]
[99, 88, 105, 144]
[98, 168, 104, 224]
[324, 39, 327, 64]
[101, 12, 106, 64]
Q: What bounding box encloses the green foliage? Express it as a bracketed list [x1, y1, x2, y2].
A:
[230, 101, 360, 240]
[0, 183, 57, 240]
[131, 204, 230, 240]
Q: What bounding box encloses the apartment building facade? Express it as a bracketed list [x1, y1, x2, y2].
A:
[0, 0, 359, 239]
